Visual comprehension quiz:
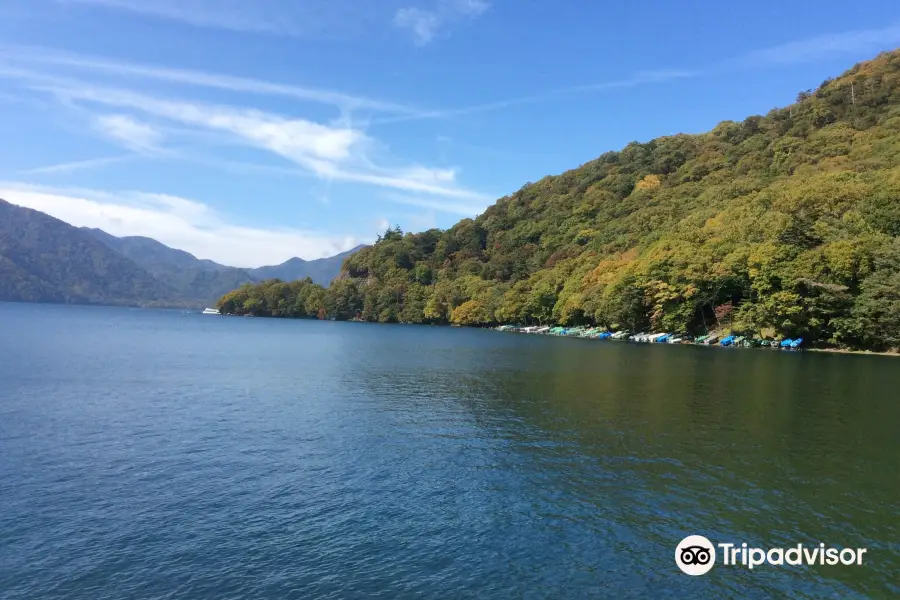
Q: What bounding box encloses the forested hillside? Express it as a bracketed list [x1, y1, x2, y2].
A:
[219, 50, 900, 350]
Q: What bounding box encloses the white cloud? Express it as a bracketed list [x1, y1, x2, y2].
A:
[94, 114, 162, 151]
[397, 165, 457, 184]
[44, 86, 362, 168]
[374, 217, 391, 233]
[394, 8, 441, 45]
[334, 170, 486, 200]
[394, 0, 489, 45]
[0, 182, 361, 267]
[454, 0, 490, 17]
[0, 59, 492, 199]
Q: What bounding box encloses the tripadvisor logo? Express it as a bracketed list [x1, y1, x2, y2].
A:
[675, 535, 868, 575]
[676, 535, 716, 576]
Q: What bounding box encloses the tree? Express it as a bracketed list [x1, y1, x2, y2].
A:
[450, 300, 488, 325]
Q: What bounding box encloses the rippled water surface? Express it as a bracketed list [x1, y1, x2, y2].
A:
[1, 303, 898, 599]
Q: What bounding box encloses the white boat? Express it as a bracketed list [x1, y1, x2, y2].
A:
[202, 308, 221, 315]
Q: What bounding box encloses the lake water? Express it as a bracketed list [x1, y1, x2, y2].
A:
[1, 303, 898, 599]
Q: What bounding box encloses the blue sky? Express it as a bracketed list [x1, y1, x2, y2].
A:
[1, 0, 900, 266]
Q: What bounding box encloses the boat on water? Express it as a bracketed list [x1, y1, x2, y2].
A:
[202, 308, 221, 315]
[491, 323, 804, 354]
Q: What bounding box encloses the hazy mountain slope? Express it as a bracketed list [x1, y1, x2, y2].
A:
[86, 228, 367, 293]
[83, 228, 229, 272]
[84, 228, 256, 302]
[249, 244, 369, 286]
[0, 201, 370, 307]
[0, 200, 175, 305]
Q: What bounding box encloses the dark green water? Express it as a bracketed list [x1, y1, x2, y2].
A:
[1, 303, 897, 598]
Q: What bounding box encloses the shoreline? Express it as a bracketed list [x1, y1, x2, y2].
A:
[65, 302, 895, 357]
[490, 324, 900, 357]
[808, 347, 900, 357]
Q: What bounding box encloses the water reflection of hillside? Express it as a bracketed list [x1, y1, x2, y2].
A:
[353, 326, 900, 598]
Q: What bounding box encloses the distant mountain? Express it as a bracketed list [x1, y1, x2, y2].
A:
[249, 245, 368, 286]
[0, 199, 367, 307]
[83, 228, 257, 302]
[83, 228, 230, 272]
[0, 199, 174, 305]
[85, 228, 368, 290]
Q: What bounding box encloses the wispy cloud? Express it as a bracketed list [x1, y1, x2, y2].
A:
[1, 45, 419, 115]
[3, 20, 899, 130]
[388, 22, 900, 120]
[20, 155, 132, 175]
[394, 8, 441, 45]
[0, 90, 22, 104]
[2, 21, 897, 207]
[2, 44, 694, 126]
[383, 193, 488, 216]
[93, 114, 162, 151]
[0, 55, 492, 200]
[59, 0, 305, 36]
[374, 217, 392, 234]
[394, 0, 489, 45]
[379, 69, 699, 123]
[407, 210, 438, 230]
[26, 81, 488, 200]
[0, 182, 362, 266]
[60, 0, 478, 42]
[735, 22, 900, 68]
[386, 21, 900, 121]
